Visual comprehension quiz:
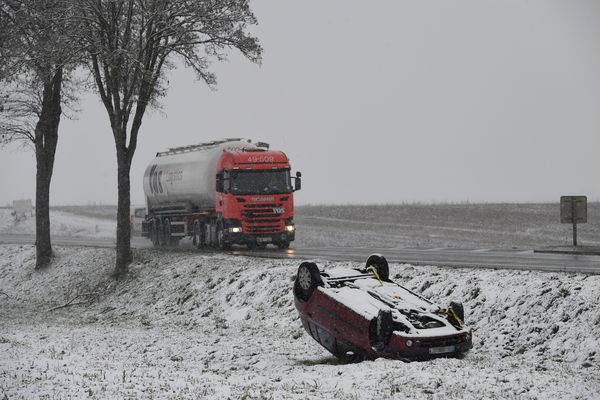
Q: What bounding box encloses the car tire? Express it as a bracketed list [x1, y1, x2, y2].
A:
[294, 262, 323, 301]
[365, 254, 390, 281]
[371, 309, 394, 349]
[449, 301, 465, 324]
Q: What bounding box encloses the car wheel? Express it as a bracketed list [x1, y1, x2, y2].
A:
[365, 254, 390, 281]
[449, 301, 465, 324]
[372, 309, 394, 349]
[294, 262, 323, 301]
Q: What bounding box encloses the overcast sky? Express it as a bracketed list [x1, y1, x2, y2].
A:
[1, 0, 600, 206]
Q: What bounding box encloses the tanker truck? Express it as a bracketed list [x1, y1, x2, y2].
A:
[141, 138, 301, 249]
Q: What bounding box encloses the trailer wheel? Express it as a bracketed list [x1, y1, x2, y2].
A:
[157, 219, 167, 247]
[192, 222, 198, 247]
[151, 219, 160, 247]
[294, 262, 323, 301]
[164, 218, 172, 246]
[365, 254, 389, 281]
[193, 222, 203, 249]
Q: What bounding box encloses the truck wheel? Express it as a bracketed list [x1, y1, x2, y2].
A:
[164, 218, 172, 246]
[151, 220, 160, 247]
[216, 223, 230, 250]
[277, 241, 290, 249]
[157, 219, 166, 247]
[192, 222, 198, 247]
[365, 254, 389, 281]
[294, 262, 323, 301]
[193, 222, 203, 249]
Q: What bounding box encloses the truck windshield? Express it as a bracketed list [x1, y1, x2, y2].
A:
[229, 169, 292, 195]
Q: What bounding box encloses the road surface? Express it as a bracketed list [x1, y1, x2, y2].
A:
[1, 233, 598, 274]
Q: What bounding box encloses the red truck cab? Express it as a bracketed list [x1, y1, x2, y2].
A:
[215, 148, 301, 248]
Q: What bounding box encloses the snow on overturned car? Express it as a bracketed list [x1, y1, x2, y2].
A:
[293, 254, 473, 361]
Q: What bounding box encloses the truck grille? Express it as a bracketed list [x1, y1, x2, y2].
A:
[243, 203, 284, 233]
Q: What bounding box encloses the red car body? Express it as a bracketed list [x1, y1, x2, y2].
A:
[293, 256, 473, 361]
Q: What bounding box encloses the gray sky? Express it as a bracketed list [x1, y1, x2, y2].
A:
[1, 0, 600, 206]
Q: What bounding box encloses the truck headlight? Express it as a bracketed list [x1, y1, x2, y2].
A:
[285, 225, 295, 232]
[229, 227, 242, 233]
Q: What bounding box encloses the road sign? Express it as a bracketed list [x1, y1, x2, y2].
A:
[12, 199, 33, 219]
[560, 196, 587, 246]
[560, 196, 587, 223]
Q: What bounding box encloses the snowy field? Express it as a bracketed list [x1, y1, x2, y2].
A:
[0, 208, 115, 238]
[1, 244, 599, 399]
[5, 202, 599, 249]
[295, 203, 600, 249]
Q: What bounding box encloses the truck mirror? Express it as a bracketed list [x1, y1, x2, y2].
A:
[296, 171, 302, 178]
[294, 176, 301, 192]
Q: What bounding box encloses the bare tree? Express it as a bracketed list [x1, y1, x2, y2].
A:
[76, 0, 262, 276]
[0, 0, 79, 269]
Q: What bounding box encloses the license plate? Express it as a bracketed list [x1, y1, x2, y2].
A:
[428, 345, 456, 355]
[256, 237, 272, 243]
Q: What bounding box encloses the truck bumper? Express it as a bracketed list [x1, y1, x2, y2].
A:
[225, 231, 294, 246]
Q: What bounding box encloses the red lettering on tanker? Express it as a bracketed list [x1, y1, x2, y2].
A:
[247, 155, 275, 163]
[165, 169, 183, 184]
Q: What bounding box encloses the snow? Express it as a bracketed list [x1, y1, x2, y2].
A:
[0, 208, 115, 238]
[1, 244, 599, 399]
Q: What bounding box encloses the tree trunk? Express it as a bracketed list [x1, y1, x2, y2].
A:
[114, 156, 132, 277]
[35, 157, 52, 268]
[34, 67, 63, 269]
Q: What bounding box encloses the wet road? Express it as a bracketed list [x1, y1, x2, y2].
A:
[2, 233, 599, 274]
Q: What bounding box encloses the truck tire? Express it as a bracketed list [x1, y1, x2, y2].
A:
[365, 254, 389, 281]
[277, 241, 290, 249]
[151, 219, 160, 247]
[216, 223, 230, 250]
[294, 262, 323, 301]
[193, 222, 203, 249]
[157, 219, 167, 247]
[164, 218, 172, 246]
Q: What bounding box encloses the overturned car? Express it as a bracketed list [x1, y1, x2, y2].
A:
[293, 254, 472, 362]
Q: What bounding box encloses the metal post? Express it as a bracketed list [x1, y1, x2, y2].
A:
[571, 200, 577, 247]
